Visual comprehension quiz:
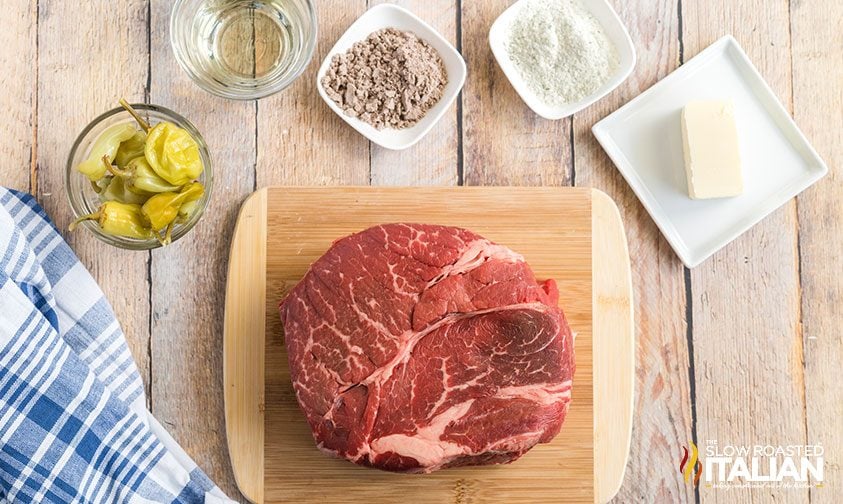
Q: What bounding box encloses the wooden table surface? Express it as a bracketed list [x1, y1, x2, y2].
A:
[1, 1, 840, 502]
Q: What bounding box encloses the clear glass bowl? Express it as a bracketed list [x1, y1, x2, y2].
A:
[65, 104, 213, 250]
[170, 0, 318, 100]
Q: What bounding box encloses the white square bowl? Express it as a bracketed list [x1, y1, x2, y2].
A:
[592, 36, 828, 268]
[488, 0, 636, 120]
[316, 4, 466, 150]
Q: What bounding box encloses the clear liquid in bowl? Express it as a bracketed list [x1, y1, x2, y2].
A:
[171, 0, 317, 99]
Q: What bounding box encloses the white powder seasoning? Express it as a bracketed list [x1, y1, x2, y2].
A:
[505, 0, 619, 107]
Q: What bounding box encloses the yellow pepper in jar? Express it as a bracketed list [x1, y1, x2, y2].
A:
[71, 99, 208, 246]
[77, 123, 137, 181]
[109, 157, 181, 195]
[100, 176, 148, 206]
[141, 182, 204, 232]
[98, 156, 148, 205]
[113, 131, 147, 169]
[144, 122, 204, 186]
[69, 201, 153, 240]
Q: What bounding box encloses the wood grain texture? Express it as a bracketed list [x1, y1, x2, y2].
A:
[224, 190, 268, 503]
[256, 0, 369, 187]
[36, 0, 152, 397]
[682, 1, 808, 503]
[0, 0, 35, 192]
[591, 190, 634, 503]
[10, 0, 842, 502]
[460, 0, 572, 187]
[368, 0, 459, 187]
[791, 0, 843, 500]
[222, 186, 614, 503]
[148, 1, 256, 501]
[575, 1, 696, 502]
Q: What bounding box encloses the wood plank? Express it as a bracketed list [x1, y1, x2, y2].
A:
[36, 0, 152, 398]
[250, 187, 596, 503]
[368, 0, 459, 187]
[790, 1, 843, 500]
[574, 0, 696, 501]
[0, 0, 35, 191]
[682, 1, 807, 503]
[461, 0, 572, 187]
[148, 1, 256, 501]
[256, 0, 369, 188]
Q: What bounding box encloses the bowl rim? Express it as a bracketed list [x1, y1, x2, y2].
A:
[488, 0, 637, 120]
[315, 3, 467, 150]
[169, 0, 319, 100]
[65, 103, 213, 250]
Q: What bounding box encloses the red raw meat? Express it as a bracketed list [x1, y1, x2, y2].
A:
[279, 223, 575, 473]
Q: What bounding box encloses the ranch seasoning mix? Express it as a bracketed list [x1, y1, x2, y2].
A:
[506, 0, 619, 106]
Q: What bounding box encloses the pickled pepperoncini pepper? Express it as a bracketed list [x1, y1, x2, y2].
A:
[141, 182, 204, 232]
[99, 157, 148, 205]
[108, 156, 181, 194]
[69, 201, 152, 240]
[100, 176, 148, 205]
[77, 123, 138, 181]
[177, 200, 198, 223]
[144, 122, 203, 186]
[113, 131, 147, 168]
[71, 99, 207, 245]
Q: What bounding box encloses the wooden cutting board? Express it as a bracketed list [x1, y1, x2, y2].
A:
[223, 187, 633, 504]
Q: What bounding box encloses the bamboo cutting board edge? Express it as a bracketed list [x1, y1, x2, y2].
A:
[591, 189, 634, 503]
[224, 188, 268, 504]
[224, 186, 633, 503]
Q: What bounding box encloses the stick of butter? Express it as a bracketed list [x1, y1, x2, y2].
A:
[680, 100, 743, 199]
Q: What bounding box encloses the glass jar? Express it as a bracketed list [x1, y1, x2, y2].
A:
[170, 0, 318, 100]
[65, 104, 213, 250]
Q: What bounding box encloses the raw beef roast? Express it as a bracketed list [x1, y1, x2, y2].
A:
[279, 224, 575, 473]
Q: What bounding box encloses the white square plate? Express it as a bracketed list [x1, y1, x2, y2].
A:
[316, 4, 466, 150]
[593, 35, 827, 267]
[489, 0, 636, 120]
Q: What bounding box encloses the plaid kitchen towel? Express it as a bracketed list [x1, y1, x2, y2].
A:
[0, 187, 234, 504]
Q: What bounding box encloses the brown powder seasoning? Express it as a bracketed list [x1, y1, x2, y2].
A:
[322, 28, 448, 130]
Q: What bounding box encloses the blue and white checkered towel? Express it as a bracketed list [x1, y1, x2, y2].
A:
[0, 188, 234, 503]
